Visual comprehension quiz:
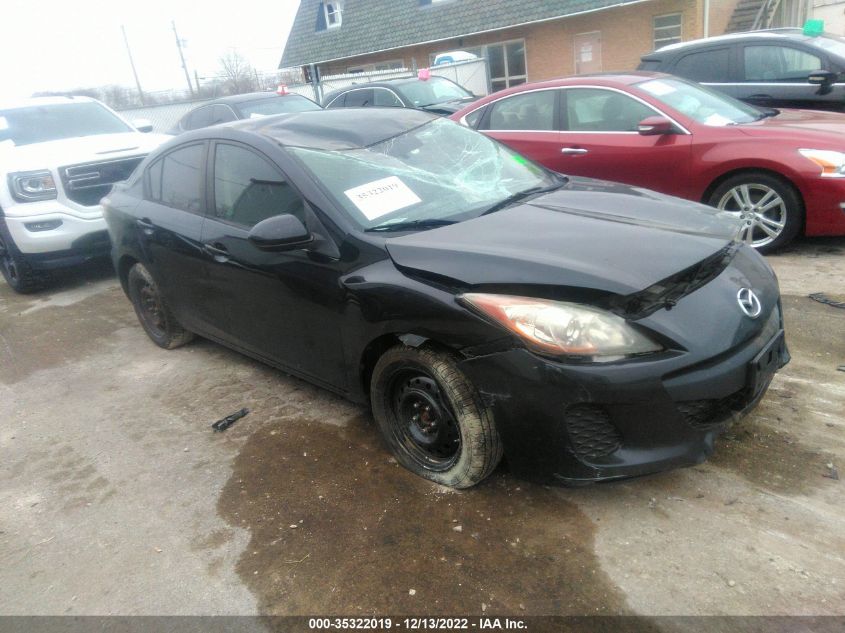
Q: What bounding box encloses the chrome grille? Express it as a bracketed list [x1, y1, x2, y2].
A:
[60, 156, 145, 206]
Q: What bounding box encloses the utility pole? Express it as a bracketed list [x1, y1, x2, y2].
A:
[172, 20, 195, 96]
[121, 25, 146, 106]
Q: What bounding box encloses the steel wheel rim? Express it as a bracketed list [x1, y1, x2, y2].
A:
[138, 282, 166, 334]
[716, 183, 787, 248]
[388, 371, 462, 471]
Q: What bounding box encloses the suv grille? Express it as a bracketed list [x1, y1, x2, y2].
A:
[60, 156, 145, 206]
[564, 404, 622, 459]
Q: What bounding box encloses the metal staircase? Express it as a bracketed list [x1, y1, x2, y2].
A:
[725, 0, 783, 33]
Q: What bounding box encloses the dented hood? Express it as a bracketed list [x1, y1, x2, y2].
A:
[385, 177, 741, 296]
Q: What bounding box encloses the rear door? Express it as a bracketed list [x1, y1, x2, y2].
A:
[477, 88, 563, 171]
[135, 142, 209, 330]
[557, 87, 692, 197]
[198, 141, 347, 386]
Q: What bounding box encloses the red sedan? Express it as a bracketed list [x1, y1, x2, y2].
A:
[451, 72, 845, 252]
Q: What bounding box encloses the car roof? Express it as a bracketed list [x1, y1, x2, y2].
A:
[0, 95, 96, 110]
[466, 71, 668, 97]
[649, 28, 842, 55]
[220, 107, 438, 150]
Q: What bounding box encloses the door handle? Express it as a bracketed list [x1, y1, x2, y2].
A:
[203, 242, 230, 262]
[136, 218, 155, 235]
[561, 147, 589, 155]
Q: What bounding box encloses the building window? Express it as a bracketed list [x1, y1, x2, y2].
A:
[325, 2, 342, 29]
[487, 40, 527, 92]
[653, 13, 682, 49]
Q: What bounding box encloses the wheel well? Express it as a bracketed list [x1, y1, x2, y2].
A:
[116, 255, 138, 293]
[359, 334, 402, 397]
[701, 168, 804, 209]
[359, 333, 450, 398]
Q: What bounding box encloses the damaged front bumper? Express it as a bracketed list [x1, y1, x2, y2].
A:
[457, 322, 789, 485]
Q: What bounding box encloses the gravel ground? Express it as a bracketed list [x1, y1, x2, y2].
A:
[0, 237, 842, 617]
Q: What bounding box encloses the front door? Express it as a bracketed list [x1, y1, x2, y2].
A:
[557, 87, 692, 198]
[574, 32, 602, 75]
[198, 141, 347, 388]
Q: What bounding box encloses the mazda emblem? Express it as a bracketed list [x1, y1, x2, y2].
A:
[737, 288, 762, 318]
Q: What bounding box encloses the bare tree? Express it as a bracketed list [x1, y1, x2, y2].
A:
[218, 51, 258, 95]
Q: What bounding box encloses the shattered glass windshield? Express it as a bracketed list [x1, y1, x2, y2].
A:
[288, 118, 557, 230]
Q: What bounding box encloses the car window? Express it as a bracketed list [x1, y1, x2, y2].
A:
[150, 143, 204, 214]
[213, 143, 305, 228]
[344, 89, 375, 107]
[463, 106, 486, 129]
[743, 45, 822, 81]
[183, 106, 214, 131]
[211, 105, 237, 125]
[674, 48, 733, 83]
[484, 90, 556, 131]
[325, 93, 345, 108]
[373, 88, 403, 107]
[563, 88, 656, 132]
[637, 77, 759, 125]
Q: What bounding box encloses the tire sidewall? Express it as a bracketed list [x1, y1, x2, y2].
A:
[127, 264, 172, 348]
[370, 346, 499, 489]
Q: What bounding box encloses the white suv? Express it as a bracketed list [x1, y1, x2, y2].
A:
[0, 96, 169, 292]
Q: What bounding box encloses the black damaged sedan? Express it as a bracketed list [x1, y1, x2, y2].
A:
[103, 108, 788, 488]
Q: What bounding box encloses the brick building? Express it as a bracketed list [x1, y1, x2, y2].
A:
[280, 0, 741, 88]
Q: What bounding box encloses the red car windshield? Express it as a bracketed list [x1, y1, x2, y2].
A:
[636, 77, 761, 125]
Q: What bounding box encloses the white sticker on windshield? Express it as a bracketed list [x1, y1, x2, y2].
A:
[344, 176, 421, 220]
[642, 80, 675, 96]
[0, 117, 8, 131]
[703, 113, 733, 126]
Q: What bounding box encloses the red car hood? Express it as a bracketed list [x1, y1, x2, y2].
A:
[736, 108, 845, 143]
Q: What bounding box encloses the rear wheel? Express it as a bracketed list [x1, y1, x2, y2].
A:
[370, 346, 502, 489]
[707, 172, 802, 253]
[127, 263, 194, 349]
[0, 234, 48, 294]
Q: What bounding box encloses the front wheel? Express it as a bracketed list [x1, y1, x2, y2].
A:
[370, 346, 502, 489]
[0, 234, 48, 294]
[707, 172, 802, 253]
[127, 263, 194, 349]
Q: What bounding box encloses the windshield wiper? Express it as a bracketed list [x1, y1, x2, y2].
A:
[365, 218, 458, 232]
[479, 179, 568, 217]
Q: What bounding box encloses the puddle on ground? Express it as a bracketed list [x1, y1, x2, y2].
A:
[710, 418, 837, 495]
[217, 415, 661, 619]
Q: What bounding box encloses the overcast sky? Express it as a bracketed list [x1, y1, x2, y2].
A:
[0, 0, 301, 101]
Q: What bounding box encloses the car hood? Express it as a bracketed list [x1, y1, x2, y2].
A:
[385, 178, 741, 296]
[736, 108, 845, 143]
[0, 132, 170, 171]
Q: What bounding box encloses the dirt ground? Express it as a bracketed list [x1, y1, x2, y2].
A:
[0, 237, 843, 617]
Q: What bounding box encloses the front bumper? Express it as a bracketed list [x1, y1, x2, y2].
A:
[458, 325, 789, 485]
[800, 176, 845, 236]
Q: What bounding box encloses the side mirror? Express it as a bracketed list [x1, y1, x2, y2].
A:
[133, 118, 154, 133]
[637, 116, 676, 136]
[808, 70, 837, 86]
[248, 214, 312, 251]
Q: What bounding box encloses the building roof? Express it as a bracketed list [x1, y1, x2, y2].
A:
[280, 0, 648, 68]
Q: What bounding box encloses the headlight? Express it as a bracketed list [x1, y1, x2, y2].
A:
[798, 149, 845, 178]
[8, 170, 57, 201]
[459, 293, 663, 361]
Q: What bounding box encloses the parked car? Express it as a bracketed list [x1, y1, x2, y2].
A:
[638, 28, 845, 111]
[104, 108, 787, 489]
[451, 72, 845, 251]
[169, 91, 321, 134]
[322, 76, 477, 115]
[0, 96, 169, 292]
